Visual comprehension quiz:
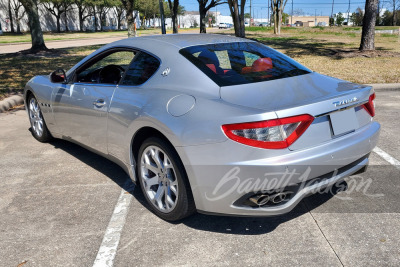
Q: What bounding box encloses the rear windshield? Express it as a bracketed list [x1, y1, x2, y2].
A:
[180, 42, 311, 87]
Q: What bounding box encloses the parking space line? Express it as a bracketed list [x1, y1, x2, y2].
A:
[373, 147, 400, 170]
[93, 188, 133, 267]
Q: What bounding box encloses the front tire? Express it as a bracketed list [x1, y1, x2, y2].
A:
[27, 95, 52, 142]
[137, 137, 195, 221]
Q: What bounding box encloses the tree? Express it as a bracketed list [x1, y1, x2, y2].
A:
[167, 0, 179, 33]
[335, 12, 345, 26]
[205, 13, 215, 27]
[227, 0, 246, 37]
[329, 17, 334, 26]
[113, 1, 125, 30]
[8, 0, 15, 33]
[63, 0, 74, 32]
[282, 12, 289, 24]
[74, 0, 91, 31]
[382, 10, 392, 25]
[350, 7, 364, 26]
[391, 0, 399, 25]
[197, 0, 225, 33]
[10, 0, 26, 34]
[271, 0, 288, 35]
[95, 0, 114, 31]
[42, 0, 66, 33]
[19, 0, 47, 52]
[120, 0, 138, 36]
[244, 12, 250, 19]
[360, 0, 378, 51]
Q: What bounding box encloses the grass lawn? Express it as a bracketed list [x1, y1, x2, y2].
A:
[233, 26, 400, 85]
[0, 27, 198, 44]
[0, 45, 102, 100]
[0, 26, 399, 100]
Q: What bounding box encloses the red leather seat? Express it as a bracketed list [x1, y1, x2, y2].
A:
[252, 57, 273, 72]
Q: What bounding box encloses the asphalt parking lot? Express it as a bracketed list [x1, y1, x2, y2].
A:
[0, 90, 399, 267]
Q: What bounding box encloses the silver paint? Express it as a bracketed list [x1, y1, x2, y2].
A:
[24, 34, 380, 216]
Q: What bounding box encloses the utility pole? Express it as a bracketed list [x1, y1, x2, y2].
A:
[158, 0, 166, 34]
[268, 0, 270, 26]
[250, 0, 252, 25]
[331, 0, 335, 26]
[315, 9, 317, 26]
[291, 0, 293, 25]
[347, 0, 351, 25]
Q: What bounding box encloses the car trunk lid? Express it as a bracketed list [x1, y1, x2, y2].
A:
[220, 72, 374, 151]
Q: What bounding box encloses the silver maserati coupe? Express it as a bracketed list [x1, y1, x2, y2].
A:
[24, 34, 380, 221]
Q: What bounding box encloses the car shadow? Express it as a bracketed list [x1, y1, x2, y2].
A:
[47, 137, 345, 235]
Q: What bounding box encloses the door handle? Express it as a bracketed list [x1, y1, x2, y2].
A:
[93, 99, 106, 108]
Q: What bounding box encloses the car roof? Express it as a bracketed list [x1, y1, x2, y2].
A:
[110, 34, 253, 51]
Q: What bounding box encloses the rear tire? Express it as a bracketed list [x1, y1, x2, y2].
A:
[137, 137, 195, 221]
[27, 95, 52, 143]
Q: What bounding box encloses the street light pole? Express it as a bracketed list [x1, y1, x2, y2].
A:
[291, 0, 293, 25]
[268, 0, 270, 26]
[159, 0, 166, 34]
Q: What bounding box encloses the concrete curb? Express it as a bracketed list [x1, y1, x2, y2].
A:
[368, 83, 400, 91]
[0, 95, 24, 113]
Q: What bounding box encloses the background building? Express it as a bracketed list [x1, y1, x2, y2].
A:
[290, 16, 330, 27]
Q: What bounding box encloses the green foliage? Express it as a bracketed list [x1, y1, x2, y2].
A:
[329, 17, 334, 26]
[312, 26, 325, 30]
[335, 12, 345, 26]
[282, 12, 289, 24]
[350, 7, 363, 26]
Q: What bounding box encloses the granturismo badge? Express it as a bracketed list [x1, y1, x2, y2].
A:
[333, 97, 358, 107]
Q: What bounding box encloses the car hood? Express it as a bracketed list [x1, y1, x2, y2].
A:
[219, 72, 370, 115]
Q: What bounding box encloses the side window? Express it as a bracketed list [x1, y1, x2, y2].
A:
[121, 52, 160, 86]
[76, 50, 136, 84]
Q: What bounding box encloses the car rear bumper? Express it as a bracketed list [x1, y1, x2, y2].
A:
[177, 121, 380, 216]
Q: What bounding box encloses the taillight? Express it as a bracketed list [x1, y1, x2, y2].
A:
[362, 93, 376, 117]
[222, 114, 314, 149]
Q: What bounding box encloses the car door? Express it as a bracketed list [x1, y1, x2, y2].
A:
[52, 49, 136, 154]
[107, 51, 161, 163]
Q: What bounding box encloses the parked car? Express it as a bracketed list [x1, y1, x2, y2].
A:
[218, 23, 228, 29]
[259, 22, 269, 27]
[25, 34, 380, 221]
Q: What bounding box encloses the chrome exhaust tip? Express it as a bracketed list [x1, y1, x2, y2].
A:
[271, 192, 289, 204]
[249, 194, 270, 206]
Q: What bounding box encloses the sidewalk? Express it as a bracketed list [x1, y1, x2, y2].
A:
[0, 36, 127, 54]
[0, 28, 224, 54]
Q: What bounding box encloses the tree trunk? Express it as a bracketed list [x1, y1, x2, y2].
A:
[277, 10, 282, 34]
[228, 0, 246, 38]
[56, 16, 61, 33]
[127, 10, 137, 37]
[117, 14, 121, 30]
[21, 0, 47, 52]
[93, 7, 97, 32]
[172, 14, 178, 33]
[64, 8, 69, 32]
[15, 10, 22, 34]
[16, 20, 21, 33]
[199, 7, 206, 33]
[8, 0, 15, 33]
[78, 7, 84, 31]
[360, 0, 378, 51]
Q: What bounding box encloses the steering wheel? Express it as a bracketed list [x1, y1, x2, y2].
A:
[98, 64, 125, 84]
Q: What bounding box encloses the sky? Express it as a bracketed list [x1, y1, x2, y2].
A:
[179, 0, 384, 18]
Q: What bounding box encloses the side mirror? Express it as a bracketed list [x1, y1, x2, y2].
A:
[50, 69, 67, 83]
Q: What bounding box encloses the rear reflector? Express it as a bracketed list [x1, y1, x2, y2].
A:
[222, 114, 314, 149]
[362, 93, 376, 117]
